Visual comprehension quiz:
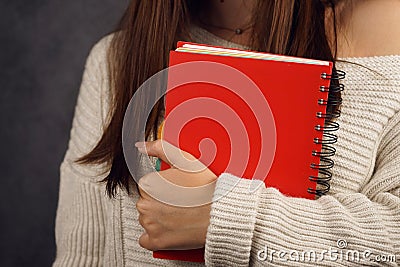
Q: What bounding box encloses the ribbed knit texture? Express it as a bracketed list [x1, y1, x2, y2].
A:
[53, 27, 400, 266]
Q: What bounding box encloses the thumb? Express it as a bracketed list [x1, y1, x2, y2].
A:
[136, 140, 208, 173]
[135, 139, 172, 165]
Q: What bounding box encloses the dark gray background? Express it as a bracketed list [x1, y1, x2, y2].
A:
[0, 1, 128, 266]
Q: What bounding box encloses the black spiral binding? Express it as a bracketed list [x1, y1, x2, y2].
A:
[308, 70, 345, 196]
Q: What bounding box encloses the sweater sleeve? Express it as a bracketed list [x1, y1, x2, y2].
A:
[205, 111, 400, 266]
[53, 36, 113, 267]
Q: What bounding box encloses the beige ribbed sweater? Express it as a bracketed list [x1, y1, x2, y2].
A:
[53, 27, 400, 266]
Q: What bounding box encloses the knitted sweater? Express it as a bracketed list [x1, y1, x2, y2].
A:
[53, 26, 400, 266]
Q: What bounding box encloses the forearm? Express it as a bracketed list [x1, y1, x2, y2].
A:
[53, 162, 108, 267]
[205, 106, 400, 267]
[205, 174, 399, 267]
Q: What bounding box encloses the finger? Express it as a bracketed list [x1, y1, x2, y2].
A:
[138, 213, 147, 229]
[137, 183, 153, 200]
[139, 232, 158, 251]
[138, 169, 216, 207]
[135, 140, 169, 163]
[136, 140, 208, 173]
[161, 168, 216, 187]
[136, 197, 148, 214]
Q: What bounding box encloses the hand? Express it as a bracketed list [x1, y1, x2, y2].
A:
[135, 140, 217, 251]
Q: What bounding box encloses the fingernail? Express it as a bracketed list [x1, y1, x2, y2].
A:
[135, 142, 145, 148]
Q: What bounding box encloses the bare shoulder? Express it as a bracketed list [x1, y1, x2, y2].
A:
[337, 0, 400, 57]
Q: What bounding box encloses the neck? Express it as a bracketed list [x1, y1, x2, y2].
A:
[198, 0, 256, 46]
[204, 0, 256, 30]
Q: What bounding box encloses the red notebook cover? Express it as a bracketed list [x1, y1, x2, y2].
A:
[153, 42, 333, 262]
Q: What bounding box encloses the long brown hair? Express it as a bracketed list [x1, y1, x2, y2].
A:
[78, 0, 341, 197]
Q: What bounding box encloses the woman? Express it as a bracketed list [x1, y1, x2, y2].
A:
[53, 0, 400, 266]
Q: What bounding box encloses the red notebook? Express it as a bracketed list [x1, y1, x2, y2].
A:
[153, 42, 338, 262]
